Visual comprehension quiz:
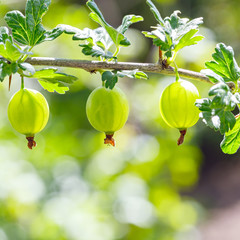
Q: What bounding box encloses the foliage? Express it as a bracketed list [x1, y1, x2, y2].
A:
[49, 0, 146, 89]
[221, 115, 240, 154]
[0, 0, 77, 93]
[1, 0, 238, 239]
[0, 0, 147, 91]
[32, 68, 77, 94]
[102, 70, 148, 89]
[196, 43, 240, 154]
[5, 0, 52, 46]
[143, 0, 204, 64]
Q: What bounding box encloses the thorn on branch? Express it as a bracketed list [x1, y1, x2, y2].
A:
[85, 69, 98, 74]
[9, 74, 12, 91]
[157, 46, 169, 70]
[162, 59, 169, 69]
[158, 46, 163, 62]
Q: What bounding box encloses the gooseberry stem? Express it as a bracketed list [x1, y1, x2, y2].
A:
[113, 47, 120, 57]
[104, 134, 115, 146]
[173, 61, 180, 81]
[26, 136, 36, 149]
[177, 129, 187, 145]
[21, 75, 24, 89]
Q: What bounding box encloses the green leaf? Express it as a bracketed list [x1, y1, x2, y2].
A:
[31, 68, 77, 94]
[26, 0, 51, 29]
[54, 25, 116, 60]
[102, 69, 148, 89]
[117, 15, 144, 34]
[53, 25, 115, 59]
[142, 29, 171, 52]
[5, 0, 51, 46]
[196, 83, 239, 134]
[4, 11, 28, 45]
[201, 69, 225, 83]
[0, 40, 24, 62]
[146, 0, 164, 26]
[72, 27, 97, 41]
[221, 116, 240, 154]
[0, 27, 10, 43]
[117, 70, 148, 79]
[174, 29, 204, 52]
[0, 61, 18, 82]
[208, 82, 229, 96]
[19, 62, 35, 76]
[205, 43, 240, 83]
[197, 103, 236, 134]
[218, 110, 236, 134]
[80, 44, 115, 59]
[56, 13, 142, 60]
[0, 27, 27, 62]
[87, 0, 130, 47]
[165, 11, 203, 51]
[66, 25, 115, 59]
[32, 68, 77, 83]
[38, 80, 69, 94]
[73, 27, 108, 44]
[102, 71, 118, 89]
[44, 24, 81, 41]
[144, 4, 203, 61]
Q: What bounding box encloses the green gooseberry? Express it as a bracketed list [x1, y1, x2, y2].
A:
[8, 88, 49, 149]
[86, 86, 129, 146]
[159, 79, 200, 145]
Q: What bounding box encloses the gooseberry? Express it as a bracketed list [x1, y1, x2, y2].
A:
[8, 88, 49, 149]
[86, 86, 129, 146]
[159, 79, 200, 145]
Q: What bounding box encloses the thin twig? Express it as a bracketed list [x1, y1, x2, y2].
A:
[22, 57, 212, 84]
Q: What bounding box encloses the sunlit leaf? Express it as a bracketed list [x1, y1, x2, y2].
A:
[196, 83, 239, 134]
[38, 80, 69, 94]
[117, 70, 148, 79]
[201, 69, 225, 84]
[146, 0, 164, 26]
[4, 0, 53, 46]
[205, 43, 240, 83]
[144, 2, 203, 60]
[0, 61, 18, 82]
[32, 68, 77, 83]
[117, 15, 144, 34]
[19, 62, 35, 76]
[87, 0, 130, 47]
[221, 116, 240, 154]
[30, 68, 77, 94]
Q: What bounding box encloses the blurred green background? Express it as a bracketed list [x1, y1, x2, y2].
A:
[1, 0, 240, 239]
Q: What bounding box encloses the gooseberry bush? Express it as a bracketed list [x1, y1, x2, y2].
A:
[1, 0, 240, 154]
